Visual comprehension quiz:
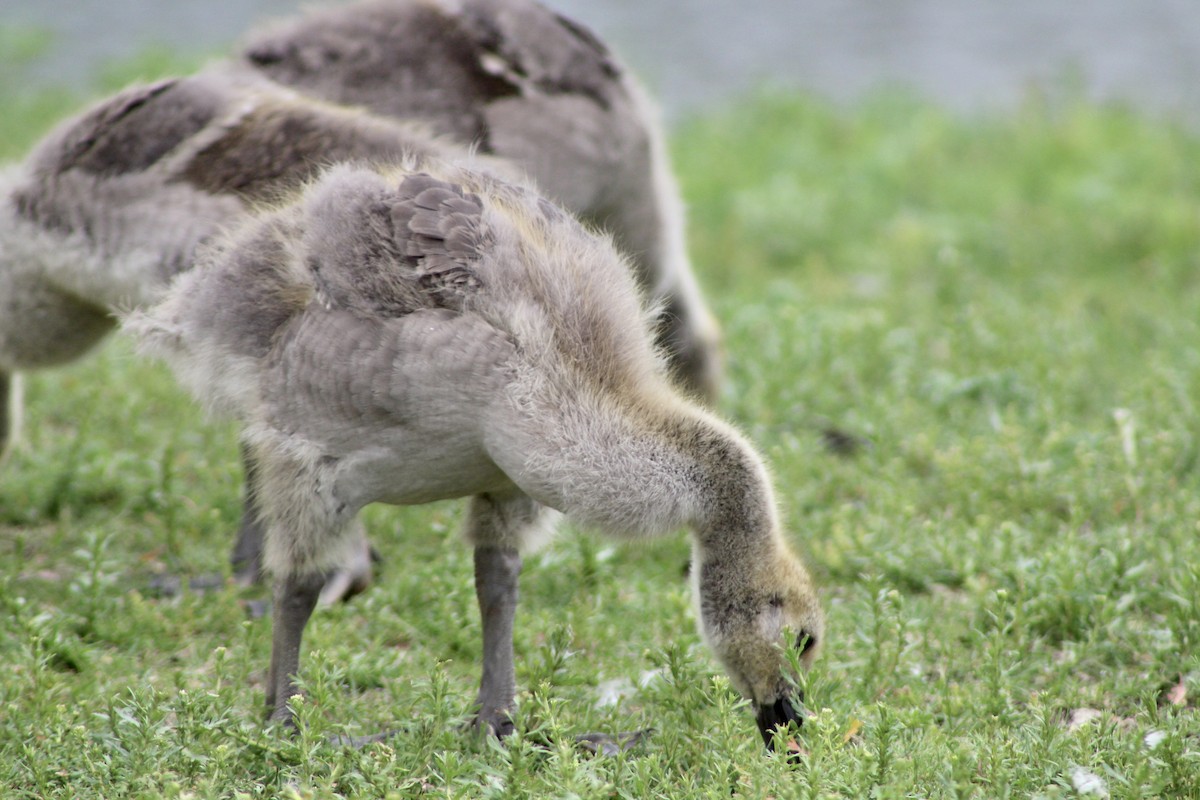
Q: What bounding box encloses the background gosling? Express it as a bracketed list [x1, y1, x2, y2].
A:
[128, 160, 823, 750]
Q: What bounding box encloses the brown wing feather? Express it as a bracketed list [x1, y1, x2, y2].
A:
[305, 171, 489, 317]
[394, 175, 487, 305]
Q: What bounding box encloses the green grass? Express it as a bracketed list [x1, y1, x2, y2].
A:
[3, 44, 1200, 798]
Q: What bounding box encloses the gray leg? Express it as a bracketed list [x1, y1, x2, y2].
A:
[657, 294, 723, 404]
[266, 570, 325, 726]
[0, 371, 17, 465]
[465, 493, 648, 753]
[473, 544, 522, 736]
[230, 443, 267, 587]
[463, 492, 552, 735]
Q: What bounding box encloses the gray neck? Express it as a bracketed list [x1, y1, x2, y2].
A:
[675, 412, 779, 564]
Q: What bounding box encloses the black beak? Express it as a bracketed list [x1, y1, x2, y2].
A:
[755, 690, 804, 752]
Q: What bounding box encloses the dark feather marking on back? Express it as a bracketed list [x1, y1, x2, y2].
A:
[178, 105, 422, 201]
[394, 175, 488, 305]
[303, 172, 488, 319]
[240, 0, 627, 153]
[54, 79, 221, 177]
[241, 2, 521, 150]
[549, 12, 614, 63]
[12, 78, 223, 232]
[459, 1, 622, 111]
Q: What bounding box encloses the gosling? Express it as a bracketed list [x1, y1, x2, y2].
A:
[127, 161, 823, 750]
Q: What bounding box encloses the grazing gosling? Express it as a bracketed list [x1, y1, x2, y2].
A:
[128, 161, 823, 749]
[236, 0, 722, 401]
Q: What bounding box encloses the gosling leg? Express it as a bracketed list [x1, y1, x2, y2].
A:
[0, 371, 19, 465]
[473, 544, 522, 737]
[229, 443, 267, 587]
[266, 569, 324, 726]
[657, 294, 723, 405]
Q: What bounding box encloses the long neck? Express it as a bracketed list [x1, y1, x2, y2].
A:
[499, 373, 782, 556]
[681, 414, 780, 567]
[543, 391, 780, 549]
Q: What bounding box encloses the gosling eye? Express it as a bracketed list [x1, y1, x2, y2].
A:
[795, 630, 818, 656]
[768, 593, 784, 609]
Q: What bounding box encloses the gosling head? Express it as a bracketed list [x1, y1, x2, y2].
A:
[692, 544, 824, 751]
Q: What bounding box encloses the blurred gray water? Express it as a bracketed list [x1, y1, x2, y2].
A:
[3, 0, 1200, 123]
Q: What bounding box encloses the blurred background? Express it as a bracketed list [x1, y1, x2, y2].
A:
[3, 0, 1200, 123]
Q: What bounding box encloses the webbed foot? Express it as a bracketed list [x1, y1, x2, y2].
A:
[471, 711, 516, 739]
[328, 730, 399, 748]
[145, 572, 229, 597]
[316, 540, 377, 606]
[574, 729, 651, 756]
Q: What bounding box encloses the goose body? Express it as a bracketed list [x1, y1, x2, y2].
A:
[130, 160, 822, 748]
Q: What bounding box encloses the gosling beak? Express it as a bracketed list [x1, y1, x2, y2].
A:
[755, 691, 804, 751]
